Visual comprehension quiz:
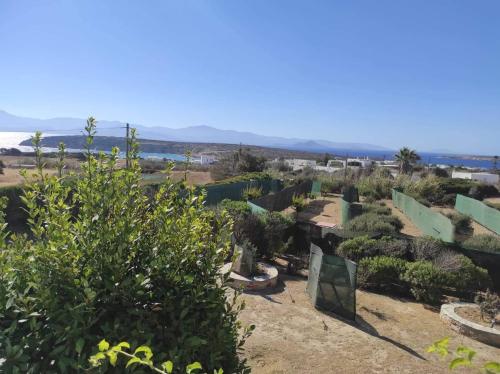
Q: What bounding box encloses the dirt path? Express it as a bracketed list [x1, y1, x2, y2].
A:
[383, 199, 422, 237]
[296, 195, 342, 227]
[239, 276, 499, 374]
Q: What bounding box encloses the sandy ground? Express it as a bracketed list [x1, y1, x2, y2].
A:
[383, 199, 422, 237]
[0, 167, 59, 187]
[295, 195, 342, 226]
[484, 197, 500, 204]
[239, 275, 500, 374]
[430, 206, 497, 237]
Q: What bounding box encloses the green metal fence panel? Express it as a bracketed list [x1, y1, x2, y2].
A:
[201, 179, 283, 206]
[247, 201, 268, 215]
[392, 189, 455, 242]
[311, 181, 322, 197]
[455, 194, 500, 235]
[307, 243, 357, 320]
[340, 186, 362, 225]
[250, 180, 313, 212]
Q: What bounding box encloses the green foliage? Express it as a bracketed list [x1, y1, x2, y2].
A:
[427, 338, 500, 372]
[463, 234, 500, 253]
[207, 172, 271, 186]
[89, 339, 222, 373]
[395, 147, 420, 174]
[242, 185, 263, 201]
[320, 178, 344, 194]
[444, 255, 491, 291]
[362, 203, 391, 216]
[0, 119, 250, 373]
[373, 236, 410, 259]
[357, 175, 394, 200]
[358, 256, 408, 292]
[468, 184, 499, 200]
[291, 193, 306, 212]
[219, 199, 252, 217]
[0, 185, 27, 232]
[259, 212, 295, 258]
[336, 235, 378, 262]
[210, 149, 266, 181]
[0, 159, 4, 174]
[343, 213, 403, 235]
[403, 261, 447, 304]
[445, 212, 472, 235]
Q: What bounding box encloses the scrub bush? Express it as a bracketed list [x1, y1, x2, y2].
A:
[336, 235, 377, 262]
[410, 236, 445, 261]
[0, 121, 250, 373]
[362, 203, 391, 216]
[463, 234, 500, 253]
[259, 212, 295, 258]
[344, 213, 403, 235]
[403, 261, 448, 304]
[219, 199, 252, 217]
[356, 175, 394, 200]
[445, 212, 472, 235]
[358, 256, 408, 293]
[374, 236, 410, 259]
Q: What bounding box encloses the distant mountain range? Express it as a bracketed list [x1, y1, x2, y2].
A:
[0, 110, 391, 154]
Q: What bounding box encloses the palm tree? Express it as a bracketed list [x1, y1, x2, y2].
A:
[493, 155, 498, 170]
[395, 147, 420, 174]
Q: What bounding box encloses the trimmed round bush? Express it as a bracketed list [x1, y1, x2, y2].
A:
[358, 256, 408, 293]
[336, 235, 378, 262]
[402, 261, 447, 304]
[444, 255, 491, 292]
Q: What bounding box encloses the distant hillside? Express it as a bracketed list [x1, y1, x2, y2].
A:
[21, 135, 324, 160]
[2, 110, 390, 153]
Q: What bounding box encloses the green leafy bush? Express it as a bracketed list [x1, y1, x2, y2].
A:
[0, 122, 250, 373]
[403, 261, 447, 304]
[291, 194, 306, 212]
[463, 234, 500, 253]
[219, 199, 252, 217]
[358, 256, 408, 293]
[444, 255, 491, 291]
[336, 235, 377, 262]
[242, 185, 263, 200]
[260, 212, 295, 258]
[343, 213, 403, 235]
[356, 175, 394, 200]
[468, 184, 499, 200]
[320, 179, 344, 194]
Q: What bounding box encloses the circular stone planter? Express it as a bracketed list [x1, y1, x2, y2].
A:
[440, 302, 500, 347]
[222, 262, 278, 291]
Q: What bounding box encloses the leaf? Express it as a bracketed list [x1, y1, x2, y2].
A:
[75, 338, 85, 354]
[484, 362, 500, 373]
[115, 341, 131, 350]
[98, 339, 109, 352]
[89, 352, 106, 367]
[126, 357, 141, 368]
[134, 345, 153, 360]
[456, 346, 476, 361]
[186, 362, 203, 373]
[161, 360, 174, 373]
[449, 357, 471, 370]
[107, 351, 118, 366]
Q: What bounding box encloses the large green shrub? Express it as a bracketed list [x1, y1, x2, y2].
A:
[463, 234, 500, 253]
[445, 212, 472, 235]
[356, 175, 394, 200]
[358, 256, 408, 293]
[0, 122, 250, 373]
[362, 203, 391, 216]
[444, 255, 491, 292]
[403, 261, 447, 304]
[336, 235, 377, 262]
[219, 199, 252, 217]
[260, 212, 295, 258]
[343, 213, 403, 235]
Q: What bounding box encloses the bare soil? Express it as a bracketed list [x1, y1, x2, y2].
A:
[0, 167, 57, 187]
[383, 199, 422, 237]
[455, 306, 500, 330]
[296, 195, 342, 226]
[239, 275, 500, 373]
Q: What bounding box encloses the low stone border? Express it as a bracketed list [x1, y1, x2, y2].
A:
[222, 262, 278, 291]
[440, 302, 500, 347]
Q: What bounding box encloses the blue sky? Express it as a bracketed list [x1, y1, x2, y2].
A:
[0, 0, 499, 154]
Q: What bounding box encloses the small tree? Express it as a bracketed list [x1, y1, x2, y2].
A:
[0, 159, 4, 174]
[395, 147, 420, 174]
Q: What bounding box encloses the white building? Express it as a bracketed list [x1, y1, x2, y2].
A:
[284, 159, 317, 171]
[200, 154, 216, 165]
[451, 171, 499, 185]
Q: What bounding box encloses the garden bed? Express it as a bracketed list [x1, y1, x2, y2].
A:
[455, 306, 499, 330]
